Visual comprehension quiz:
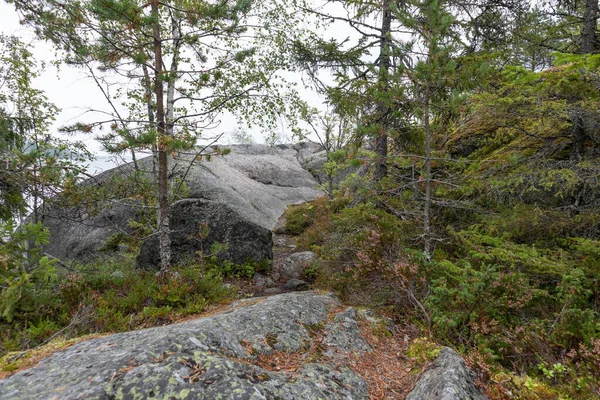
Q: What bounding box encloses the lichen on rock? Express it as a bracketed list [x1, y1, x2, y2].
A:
[0, 291, 370, 400]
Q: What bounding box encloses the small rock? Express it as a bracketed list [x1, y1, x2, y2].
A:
[279, 251, 317, 281]
[263, 287, 282, 295]
[265, 277, 276, 288]
[254, 273, 266, 288]
[406, 347, 489, 400]
[271, 270, 281, 281]
[284, 279, 308, 291]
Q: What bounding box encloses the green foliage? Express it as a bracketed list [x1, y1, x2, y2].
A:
[0, 34, 89, 224]
[283, 196, 349, 243]
[284, 202, 317, 235]
[406, 337, 442, 365]
[216, 258, 271, 279]
[0, 222, 57, 324]
[0, 256, 234, 357]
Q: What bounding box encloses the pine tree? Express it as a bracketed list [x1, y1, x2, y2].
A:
[8, 0, 308, 271]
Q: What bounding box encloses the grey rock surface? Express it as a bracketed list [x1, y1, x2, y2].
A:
[284, 278, 309, 291]
[0, 291, 370, 400]
[324, 308, 372, 361]
[137, 198, 272, 269]
[175, 143, 324, 230]
[263, 287, 282, 295]
[40, 200, 138, 262]
[254, 273, 267, 288]
[40, 143, 325, 263]
[279, 251, 318, 281]
[406, 347, 489, 400]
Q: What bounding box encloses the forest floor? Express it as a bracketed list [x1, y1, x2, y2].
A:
[235, 214, 307, 298]
[234, 215, 423, 399]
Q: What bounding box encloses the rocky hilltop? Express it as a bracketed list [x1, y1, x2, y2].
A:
[13, 142, 489, 399]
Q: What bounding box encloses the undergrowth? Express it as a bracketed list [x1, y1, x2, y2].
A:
[284, 194, 600, 399]
[0, 255, 234, 365]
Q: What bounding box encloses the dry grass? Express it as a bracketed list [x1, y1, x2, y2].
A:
[252, 350, 307, 373]
[242, 324, 326, 375]
[0, 333, 108, 379]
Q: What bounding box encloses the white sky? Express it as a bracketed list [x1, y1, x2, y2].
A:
[0, 1, 366, 173]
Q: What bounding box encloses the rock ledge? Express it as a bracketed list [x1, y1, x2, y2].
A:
[0, 291, 370, 400]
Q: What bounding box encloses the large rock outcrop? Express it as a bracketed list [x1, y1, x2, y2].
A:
[0, 291, 370, 400]
[39, 143, 325, 264]
[178, 143, 324, 230]
[137, 198, 273, 268]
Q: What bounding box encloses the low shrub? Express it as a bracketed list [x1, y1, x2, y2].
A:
[0, 257, 234, 359]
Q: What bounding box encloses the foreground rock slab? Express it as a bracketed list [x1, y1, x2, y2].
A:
[0, 292, 370, 400]
[406, 347, 489, 400]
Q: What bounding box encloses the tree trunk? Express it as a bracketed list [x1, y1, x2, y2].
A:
[571, 112, 586, 161]
[373, 0, 392, 182]
[166, 14, 181, 137]
[151, 0, 171, 272]
[581, 0, 599, 54]
[423, 83, 432, 259]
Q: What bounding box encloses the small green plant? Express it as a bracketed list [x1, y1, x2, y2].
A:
[301, 262, 320, 282]
[284, 202, 316, 235]
[538, 362, 567, 382]
[214, 258, 270, 279]
[100, 232, 127, 252]
[406, 337, 442, 364]
[0, 222, 57, 324]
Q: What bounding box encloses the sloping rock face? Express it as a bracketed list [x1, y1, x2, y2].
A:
[176, 142, 324, 230]
[406, 347, 489, 400]
[39, 200, 138, 262]
[40, 143, 325, 263]
[0, 291, 370, 400]
[137, 199, 273, 268]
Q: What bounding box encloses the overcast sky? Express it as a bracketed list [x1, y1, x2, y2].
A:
[0, 1, 362, 173]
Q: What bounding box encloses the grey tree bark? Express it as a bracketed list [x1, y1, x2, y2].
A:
[581, 0, 599, 53]
[373, 0, 392, 182]
[151, 0, 171, 272]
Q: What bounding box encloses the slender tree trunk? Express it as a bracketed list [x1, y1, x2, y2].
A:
[151, 0, 171, 272]
[581, 0, 599, 54]
[142, 63, 158, 204]
[423, 85, 432, 259]
[423, 23, 434, 259]
[571, 1, 598, 162]
[166, 14, 181, 137]
[571, 112, 586, 161]
[373, 0, 392, 182]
